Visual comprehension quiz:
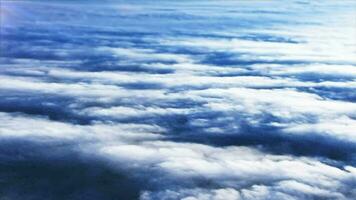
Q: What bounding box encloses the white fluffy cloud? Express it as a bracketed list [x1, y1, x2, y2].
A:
[99, 141, 355, 200]
[2, 111, 354, 199]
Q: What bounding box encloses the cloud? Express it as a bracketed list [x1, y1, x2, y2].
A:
[3, 111, 354, 199]
[0, 112, 163, 142]
[0, 0, 355, 199]
[99, 141, 355, 200]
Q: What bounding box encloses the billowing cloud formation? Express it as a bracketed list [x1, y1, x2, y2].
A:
[0, 0, 355, 200]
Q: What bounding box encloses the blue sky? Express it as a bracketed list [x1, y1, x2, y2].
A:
[0, 1, 356, 199]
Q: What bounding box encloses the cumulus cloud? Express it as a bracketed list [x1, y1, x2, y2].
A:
[0, 112, 163, 142]
[99, 141, 355, 200]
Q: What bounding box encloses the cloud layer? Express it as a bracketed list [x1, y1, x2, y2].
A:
[0, 0, 355, 199]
